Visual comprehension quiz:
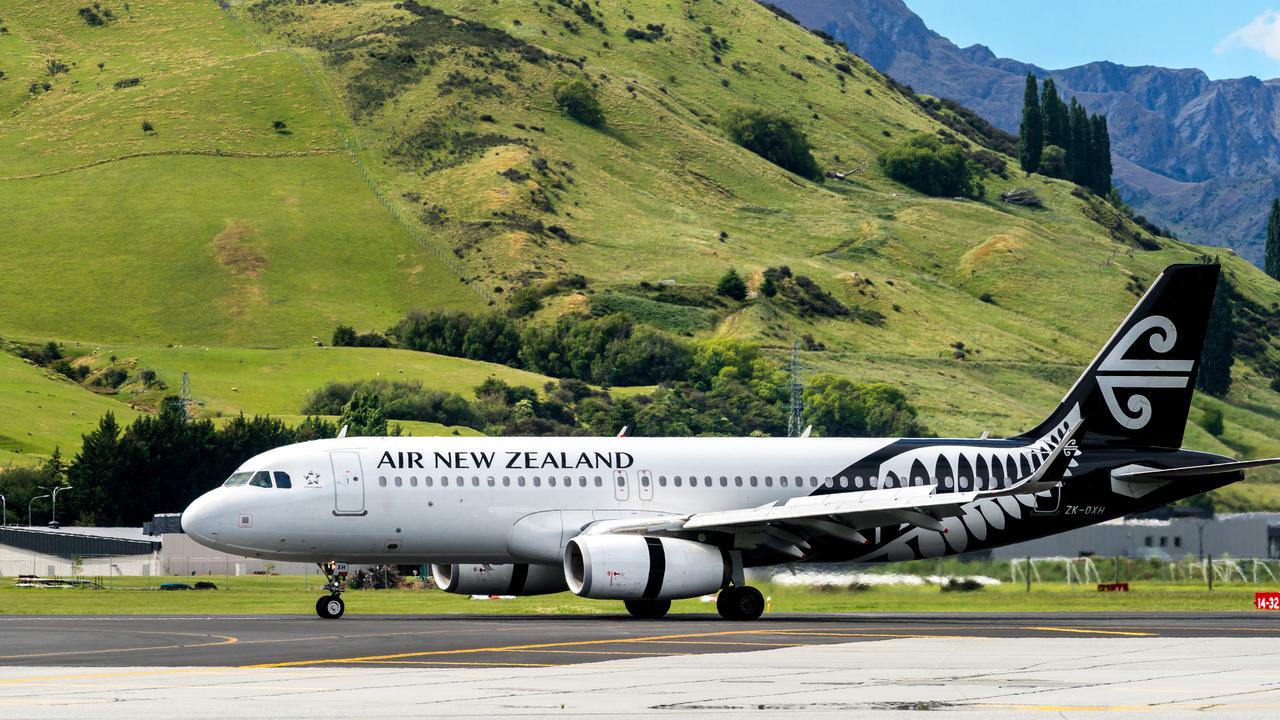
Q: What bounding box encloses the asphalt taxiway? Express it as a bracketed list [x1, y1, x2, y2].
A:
[0, 612, 1277, 668]
[2, 614, 1280, 718]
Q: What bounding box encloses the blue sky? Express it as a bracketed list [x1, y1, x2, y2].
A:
[907, 1, 1280, 80]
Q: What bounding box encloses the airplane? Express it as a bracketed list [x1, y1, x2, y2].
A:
[182, 263, 1280, 621]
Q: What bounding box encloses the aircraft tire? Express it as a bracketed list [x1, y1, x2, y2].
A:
[317, 595, 345, 619]
[716, 586, 764, 621]
[624, 599, 671, 619]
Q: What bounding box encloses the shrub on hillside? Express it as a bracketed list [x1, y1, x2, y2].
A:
[716, 268, 747, 301]
[721, 108, 823, 181]
[554, 79, 604, 127]
[1038, 144, 1068, 179]
[332, 325, 357, 347]
[878, 133, 982, 198]
[1201, 407, 1225, 437]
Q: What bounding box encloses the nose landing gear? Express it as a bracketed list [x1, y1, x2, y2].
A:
[316, 562, 347, 619]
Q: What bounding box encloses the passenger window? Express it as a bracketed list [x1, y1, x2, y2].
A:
[410, 476, 418, 487]
[704, 476, 713, 487]
[750, 476, 758, 487]
[780, 477, 789, 487]
[249, 471, 273, 488]
[579, 476, 588, 487]
[734, 476, 743, 487]
[487, 477, 495, 487]
[502, 476, 511, 487]
[549, 477, 558, 487]
[273, 472, 292, 489]
[658, 476, 667, 487]
[594, 476, 603, 487]
[518, 476, 527, 487]
[825, 477, 835, 488]
[441, 477, 449, 487]
[223, 472, 253, 487]
[426, 476, 434, 487]
[395, 476, 403, 487]
[719, 476, 728, 487]
[674, 476, 683, 487]
[810, 477, 818, 487]
[764, 476, 773, 487]
[379, 476, 387, 487]
[472, 476, 480, 487]
[533, 476, 542, 487]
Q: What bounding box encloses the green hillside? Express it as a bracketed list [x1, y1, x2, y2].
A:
[2, 1, 1280, 505]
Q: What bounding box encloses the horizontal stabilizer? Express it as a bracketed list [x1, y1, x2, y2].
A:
[1113, 457, 1280, 481]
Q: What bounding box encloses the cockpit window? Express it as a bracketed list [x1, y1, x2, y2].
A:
[223, 472, 253, 487]
[249, 471, 273, 488]
[274, 472, 292, 489]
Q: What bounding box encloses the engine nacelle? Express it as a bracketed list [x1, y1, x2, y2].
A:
[431, 563, 567, 596]
[564, 535, 728, 601]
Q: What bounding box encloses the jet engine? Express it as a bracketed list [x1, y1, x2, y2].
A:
[431, 562, 567, 596]
[564, 535, 728, 600]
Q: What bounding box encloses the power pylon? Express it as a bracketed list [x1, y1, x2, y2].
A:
[787, 341, 804, 437]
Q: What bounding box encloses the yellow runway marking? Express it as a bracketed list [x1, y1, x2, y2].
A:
[642, 640, 802, 647]
[509, 649, 690, 656]
[1021, 626, 1156, 637]
[358, 660, 561, 668]
[0, 633, 238, 661]
[240, 628, 821, 669]
[769, 631, 982, 639]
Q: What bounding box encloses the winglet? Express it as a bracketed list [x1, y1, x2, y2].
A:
[616, 426, 630, 438]
[337, 424, 348, 439]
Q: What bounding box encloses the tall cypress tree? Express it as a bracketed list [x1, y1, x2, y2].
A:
[1067, 98, 1090, 183]
[1040, 78, 1063, 147]
[1266, 198, 1280, 281]
[1197, 274, 1235, 397]
[1089, 113, 1113, 194]
[1018, 73, 1043, 173]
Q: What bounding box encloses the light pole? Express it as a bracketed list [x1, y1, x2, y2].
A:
[49, 486, 73, 529]
[29, 494, 50, 527]
[1, 493, 6, 527]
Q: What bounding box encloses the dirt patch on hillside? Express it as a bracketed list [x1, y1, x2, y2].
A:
[213, 219, 267, 318]
[214, 219, 266, 277]
[959, 233, 1024, 273]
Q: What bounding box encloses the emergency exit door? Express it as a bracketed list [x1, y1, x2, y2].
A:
[331, 451, 366, 515]
[613, 470, 629, 501]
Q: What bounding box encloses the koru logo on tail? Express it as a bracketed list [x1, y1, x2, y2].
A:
[1096, 315, 1194, 430]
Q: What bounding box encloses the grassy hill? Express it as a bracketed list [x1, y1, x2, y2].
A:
[2, 1, 1280, 506]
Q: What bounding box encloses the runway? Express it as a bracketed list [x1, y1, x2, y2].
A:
[3, 614, 1280, 718]
[0, 612, 1277, 668]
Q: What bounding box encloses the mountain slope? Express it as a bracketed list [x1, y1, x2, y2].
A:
[773, 0, 1280, 264]
[1, 0, 1280, 508]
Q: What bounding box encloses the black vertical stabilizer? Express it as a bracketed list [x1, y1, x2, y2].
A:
[1017, 263, 1220, 449]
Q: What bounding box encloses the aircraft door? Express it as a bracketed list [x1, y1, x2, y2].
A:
[331, 451, 366, 515]
[638, 469, 654, 501]
[613, 470, 629, 501]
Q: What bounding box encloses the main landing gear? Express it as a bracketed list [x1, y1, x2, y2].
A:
[716, 586, 765, 621]
[316, 562, 346, 619]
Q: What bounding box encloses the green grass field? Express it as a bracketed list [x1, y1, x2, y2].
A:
[0, 574, 1268, 615]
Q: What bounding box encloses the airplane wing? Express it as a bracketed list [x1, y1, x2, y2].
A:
[582, 419, 1085, 553]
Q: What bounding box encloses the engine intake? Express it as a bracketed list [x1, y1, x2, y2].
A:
[564, 535, 728, 601]
[431, 563, 566, 596]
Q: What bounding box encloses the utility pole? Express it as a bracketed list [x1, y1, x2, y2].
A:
[29, 494, 49, 527]
[787, 341, 804, 437]
[49, 486, 73, 529]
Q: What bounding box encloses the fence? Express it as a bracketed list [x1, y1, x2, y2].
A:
[1008, 556, 1280, 589]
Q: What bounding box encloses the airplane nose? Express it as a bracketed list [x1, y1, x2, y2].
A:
[181, 491, 222, 546]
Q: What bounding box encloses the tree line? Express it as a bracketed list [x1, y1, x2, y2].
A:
[1018, 73, 1113, 195]
[0, 338, 929, 527]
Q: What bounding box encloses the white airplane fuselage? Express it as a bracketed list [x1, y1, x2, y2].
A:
[182, 435, 899, 565]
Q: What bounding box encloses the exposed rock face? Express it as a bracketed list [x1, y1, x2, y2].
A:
[773, 0, 1280, 264]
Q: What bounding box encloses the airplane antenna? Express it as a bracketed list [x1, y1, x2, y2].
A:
[787, 341, 805, 437]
